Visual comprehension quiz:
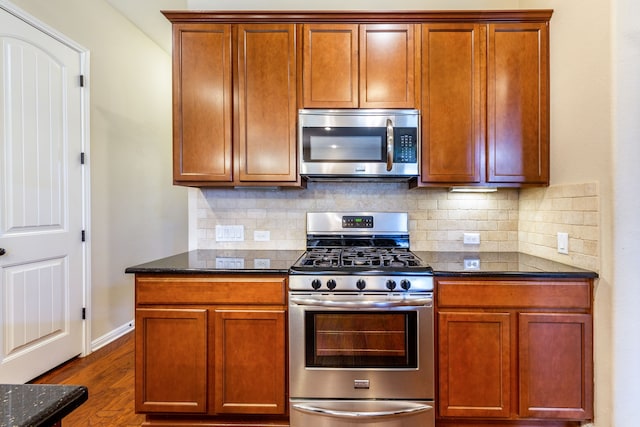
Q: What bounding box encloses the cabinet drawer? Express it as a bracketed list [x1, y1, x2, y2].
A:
[437, 279, 591, 309]
[136, 275, 286, 305]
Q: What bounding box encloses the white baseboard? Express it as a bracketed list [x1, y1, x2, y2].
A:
[90, 320, 135, 352]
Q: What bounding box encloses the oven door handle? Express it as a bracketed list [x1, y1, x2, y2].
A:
[292, 402, 432, 419]
[289, 297, 432, 309]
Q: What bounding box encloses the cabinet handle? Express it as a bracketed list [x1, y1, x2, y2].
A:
[386, 118, 394, 171]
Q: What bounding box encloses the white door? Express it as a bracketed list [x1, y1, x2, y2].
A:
[0, 4, 87, 383]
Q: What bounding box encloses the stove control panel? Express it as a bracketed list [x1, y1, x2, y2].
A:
[289, 274, 434, 292]
[342, 215, 374, 228]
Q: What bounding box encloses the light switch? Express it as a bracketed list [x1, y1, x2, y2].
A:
[557, 232, 569, 254]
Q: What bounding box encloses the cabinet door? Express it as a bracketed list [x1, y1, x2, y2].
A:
[214, 309, 286, 415]
[420, 24, 484, 184]
[438, 311, 511, 418]
[237, 24, 297, 183]
[360, 24, 418, 108]
[303, 24, 359, 108]
[487, 23, 549, 184]
[172, 24, 232, 183]
[135, 308, 208, 413]
[519, 313, 593, 419]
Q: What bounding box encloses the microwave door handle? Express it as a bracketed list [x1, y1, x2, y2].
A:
[386, 118, 394, 171]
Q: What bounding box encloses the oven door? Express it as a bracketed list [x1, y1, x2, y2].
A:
[288, 292, 434, 400]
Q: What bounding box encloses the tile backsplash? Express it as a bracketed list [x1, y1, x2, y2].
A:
[194, 181, 599, 271]
[519, 182, 600, 272]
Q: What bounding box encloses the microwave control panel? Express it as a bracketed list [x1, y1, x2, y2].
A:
[394, 128, 418, 163]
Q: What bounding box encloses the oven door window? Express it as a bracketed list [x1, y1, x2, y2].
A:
[305, 311, 417, 368]
[302, 127, 386, 162]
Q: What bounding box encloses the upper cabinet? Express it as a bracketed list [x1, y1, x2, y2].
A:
[302, 23, 419, 109]
[171, 23, 233, 183]
[420, 23, 485, 184]
[165, 11, 552, 189]
[167, 18, 301, 187]
[419, 19, 550, 187]
[487, 22, 550, 185]
[237, 24, 298, 184]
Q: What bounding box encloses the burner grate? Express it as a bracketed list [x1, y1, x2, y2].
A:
[297, 247, 423, 269]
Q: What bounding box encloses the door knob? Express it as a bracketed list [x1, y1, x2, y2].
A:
[0, 248, 5, 256]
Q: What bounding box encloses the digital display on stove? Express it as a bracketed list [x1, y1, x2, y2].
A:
[342, 215, 374, 228]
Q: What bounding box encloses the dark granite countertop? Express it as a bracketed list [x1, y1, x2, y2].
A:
[126, 250, 597, 279]
[1, 384, 88, 427]
[415, 251, 598, 279]
[125, 249, 304, 275]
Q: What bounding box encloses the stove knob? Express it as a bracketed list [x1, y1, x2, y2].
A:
[326, 279, 337, 290]
[386, 279, 397, 290]
[311, 279, 322, 290]
[400, 279, 411, 290]
[356, 279, 366, 290]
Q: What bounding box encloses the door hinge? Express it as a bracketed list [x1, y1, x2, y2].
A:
[81, 230, 86, 242]
[79, 75, 85, 87]
[80, 152, 85, 164]
[82, 307, 86, 320]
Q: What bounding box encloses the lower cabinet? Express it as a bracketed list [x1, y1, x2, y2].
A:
[134, 274, 288, 426]
[436, 278, 593, 426]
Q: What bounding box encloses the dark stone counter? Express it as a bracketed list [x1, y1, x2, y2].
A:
[125, 249, 304, 275]
[125, 250, 597, 279]
[415, 251, 598, 279]
[0, 384, 88, 427]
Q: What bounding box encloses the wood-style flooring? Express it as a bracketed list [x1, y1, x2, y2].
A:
[31, 331, 145, 426]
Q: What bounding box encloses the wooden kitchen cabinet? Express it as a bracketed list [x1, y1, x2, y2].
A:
[135, 308, 208, 413]
[436, 278, 593, 425]
[166, 17, 301, 187]
[170, 23, 233, 183]
[419, 19, 550, 187]
[302, 23, 419, 108]
[134, 274, 288, 425]
[237, 24, 298, 183]
[487, 22, 550, 185]
[419, 23, 485, 184]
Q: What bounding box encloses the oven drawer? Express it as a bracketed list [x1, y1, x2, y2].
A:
[290, 400, 434, 427]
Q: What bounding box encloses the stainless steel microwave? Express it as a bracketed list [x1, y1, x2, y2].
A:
[298, 109, 420, 180]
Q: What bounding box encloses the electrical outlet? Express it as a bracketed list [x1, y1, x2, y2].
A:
[463, 233, 480, 245]
[464, 258, 480, 270]
[215, 225, 244, 242]
[254, 258, 271, 269]
[254, 230, 270, 241]
[215, 257, 245, 269]
[557, 232, 569, 254]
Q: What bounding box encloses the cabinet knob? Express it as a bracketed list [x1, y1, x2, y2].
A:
[0, 248, 5, 256]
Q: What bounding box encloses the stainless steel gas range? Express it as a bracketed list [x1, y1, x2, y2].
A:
[288, 212, 435, 427]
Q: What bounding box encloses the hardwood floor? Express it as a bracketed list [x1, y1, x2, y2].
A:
[31, 331, 145, 426]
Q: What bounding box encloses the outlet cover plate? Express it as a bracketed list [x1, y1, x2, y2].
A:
[463, 233, 481, 245]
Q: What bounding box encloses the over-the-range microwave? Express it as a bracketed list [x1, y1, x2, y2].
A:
[298, 109, 420, 181]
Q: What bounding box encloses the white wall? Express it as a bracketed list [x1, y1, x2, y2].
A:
[8, 0, 189, 346]
[611, 0, 640, 425]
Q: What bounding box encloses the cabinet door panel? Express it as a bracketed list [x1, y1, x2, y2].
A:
[360, 24, 417, 108]
[214, 309, 286, 414]
[519, 313, 593, 419]
[438, 311, 511, 418]
[421, 23, 484, 183]
[303, 24, 359, 108]
[487, 23, 549, 184]
[173, 24, 232, 182]
[135, 308, 208, 413]
[238, 24, 297, 182]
